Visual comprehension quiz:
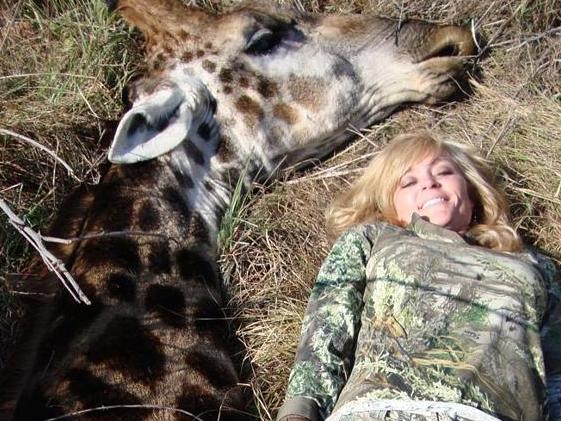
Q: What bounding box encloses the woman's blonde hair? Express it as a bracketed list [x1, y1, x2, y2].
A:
[326, 131, 521, 251]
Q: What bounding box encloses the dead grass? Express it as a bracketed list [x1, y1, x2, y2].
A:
[0, 0, 560, 418]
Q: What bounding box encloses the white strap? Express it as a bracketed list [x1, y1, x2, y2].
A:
[326, 399, 501, 421]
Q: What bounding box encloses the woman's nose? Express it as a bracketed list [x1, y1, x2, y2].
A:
[421, 176, 440, 190]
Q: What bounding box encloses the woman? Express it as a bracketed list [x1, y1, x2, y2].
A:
[277, 132, 561, 421]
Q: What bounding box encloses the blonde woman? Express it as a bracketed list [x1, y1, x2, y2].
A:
[277, 132, 561, 421]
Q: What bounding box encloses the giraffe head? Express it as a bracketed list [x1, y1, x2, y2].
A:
[108, 0, 476, 175]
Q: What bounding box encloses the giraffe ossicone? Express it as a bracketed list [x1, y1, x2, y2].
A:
[0, 1, 477, 420]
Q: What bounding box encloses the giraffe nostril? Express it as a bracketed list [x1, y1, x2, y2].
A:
[420, 26, 477, 62]
[426, 43, 460, 59]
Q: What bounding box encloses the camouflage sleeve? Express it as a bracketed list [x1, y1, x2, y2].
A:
[277, 226, 374, 421]
[535, 252, 561, 420]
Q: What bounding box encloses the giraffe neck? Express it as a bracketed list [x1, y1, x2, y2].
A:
[159, 97, 235, 251]
[6, 141, 248, 418]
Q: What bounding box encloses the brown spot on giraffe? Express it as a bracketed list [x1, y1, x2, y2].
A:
[147, 242, 172, 274]
[137, 200, 160, 231]
[117, 159, 162, 183]
[152, 52, 166, 71]
[163, 44, 173, 55]
[87, 316, 166, 384]
[145, 284, 186, 328]
[257, 76, 279, 98]
[219, 67, 234, 84]
[235, 95, 264, 122]
[106, 272, 137, 302]
[288, 75, 328, 112]
[178, 29, 191, 40]
[238, 75, 250, 88]
[201, 59, 216, 73]
[217, 134, 235, 163]
[176, 247, 216, 285]
[65, 369, 147, 420]
[273, 103, 299, 125]
[181, 50, 193, 62]
[176, 384, 221, 420]
[162, 186, 191, 219]
[80, 237, 142, 274]
[184, 349, 239, 389]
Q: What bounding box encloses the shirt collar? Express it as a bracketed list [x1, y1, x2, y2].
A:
[407, 213, 467, 244]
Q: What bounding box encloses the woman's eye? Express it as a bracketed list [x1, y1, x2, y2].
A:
[245, 28, 282, 55]
[401, 180, 415, 188]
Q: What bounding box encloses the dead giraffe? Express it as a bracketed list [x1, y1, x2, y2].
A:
[0, 0, 476, 420]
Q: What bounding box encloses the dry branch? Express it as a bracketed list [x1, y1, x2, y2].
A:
[43, 404, 206, 421]
[0, 198, 90, 305]
[42, 230, 181, 246]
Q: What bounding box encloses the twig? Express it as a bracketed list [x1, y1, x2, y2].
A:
[0, 198, 90, 305]
[507, 27, 561, 51]
[78, 86, 101, 119]
[41, 230, 181, 245]
[0, 128, 79, 181]
[512, 187, 561, 206]
[486, 114, 517, 158]
[43, 405, 205, 421]
[392, 0, 406, 46]
[0, 183, 23, 194]
[475, 14, 517, 64]
[471, 19, 482, 52]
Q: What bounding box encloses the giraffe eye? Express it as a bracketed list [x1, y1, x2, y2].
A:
[245, 28, 282, 55]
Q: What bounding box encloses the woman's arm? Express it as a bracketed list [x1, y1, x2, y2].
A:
[277, 227, 374, 421]
[536, 252, 561, 420]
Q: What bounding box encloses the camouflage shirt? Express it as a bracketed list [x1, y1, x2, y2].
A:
[277, 215, 561, 421]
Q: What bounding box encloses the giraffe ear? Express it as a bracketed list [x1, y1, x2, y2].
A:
[108, 87, 193, 164]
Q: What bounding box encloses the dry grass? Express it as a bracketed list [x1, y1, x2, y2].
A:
[0, 0, 560, 419]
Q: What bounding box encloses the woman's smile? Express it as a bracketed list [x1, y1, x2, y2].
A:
[393, 154, 473, 233]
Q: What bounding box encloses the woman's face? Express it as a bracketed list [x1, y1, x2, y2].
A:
[393, 153, 474, 233]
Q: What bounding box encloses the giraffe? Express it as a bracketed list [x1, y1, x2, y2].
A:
[0, 0, 476, 420]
